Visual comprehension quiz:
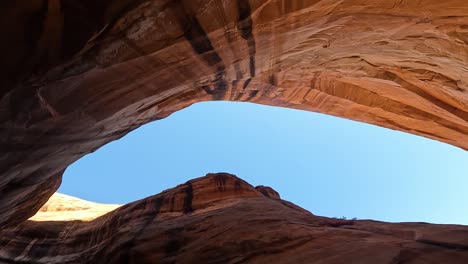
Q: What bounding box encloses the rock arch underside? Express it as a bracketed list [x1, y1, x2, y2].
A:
[0, 0, 467, 263]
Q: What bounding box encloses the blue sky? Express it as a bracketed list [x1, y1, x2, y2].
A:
[59, 102, 468, 224]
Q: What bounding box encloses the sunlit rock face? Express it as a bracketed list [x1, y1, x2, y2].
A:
[29, 193, 120, 222]
[1, 173, 468, 264]
[0, 0, 467, 231]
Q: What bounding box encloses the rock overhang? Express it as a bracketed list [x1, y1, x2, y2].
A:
[0, 0, 467, 229]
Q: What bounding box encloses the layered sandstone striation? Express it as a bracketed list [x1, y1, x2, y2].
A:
[1, 173, 468, 263]
[0, 0, 467, 232]
[0, 1, 466, 262]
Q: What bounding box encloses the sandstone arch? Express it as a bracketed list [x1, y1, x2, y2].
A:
[0, 0, 467, 228]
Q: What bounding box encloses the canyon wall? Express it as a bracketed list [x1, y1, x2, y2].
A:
[2, 173, 468, 263]
[0, 0, 467, 230]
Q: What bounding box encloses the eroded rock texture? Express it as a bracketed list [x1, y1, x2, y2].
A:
[0, 0, 467, 229]
[1, 173, 468, 264]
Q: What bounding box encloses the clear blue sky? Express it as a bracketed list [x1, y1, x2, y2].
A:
[59, 102, 468, 224]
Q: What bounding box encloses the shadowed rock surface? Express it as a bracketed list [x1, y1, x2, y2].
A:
[0, 0, 467, 228]
[1, 173, 468, 264]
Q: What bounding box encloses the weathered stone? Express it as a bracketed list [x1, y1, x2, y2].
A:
[0, 0, 466, 240]
[1, 173, 468, 263]
[29, 193, 120, 222]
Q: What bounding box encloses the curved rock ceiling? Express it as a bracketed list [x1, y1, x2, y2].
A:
[0, 0, 467, 230]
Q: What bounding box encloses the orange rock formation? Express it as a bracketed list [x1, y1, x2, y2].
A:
[1, 173, 468, 263]
[0, 0, 467, 262]
[29, 193, 120, 222]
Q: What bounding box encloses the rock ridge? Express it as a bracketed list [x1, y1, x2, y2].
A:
[0, 173, 468, 263]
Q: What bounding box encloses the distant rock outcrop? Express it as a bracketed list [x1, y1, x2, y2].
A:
[255, 185, 280, 199]
[29, 193, 120, 222]
[0, 173, 467, 263]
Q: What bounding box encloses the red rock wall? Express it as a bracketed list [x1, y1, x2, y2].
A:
[0, 0, 466, 231]
[1, 173, 468, 263]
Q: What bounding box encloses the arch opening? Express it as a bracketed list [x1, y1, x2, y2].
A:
[1, 0, 467, 231]
[53, 101, 468, 224]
